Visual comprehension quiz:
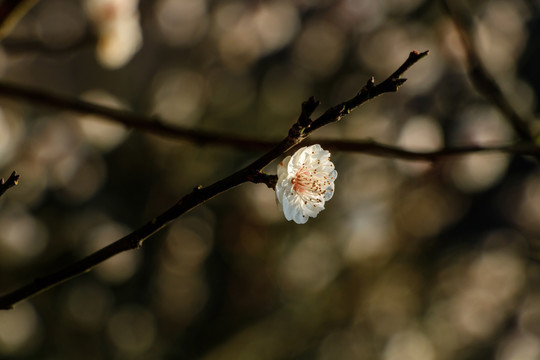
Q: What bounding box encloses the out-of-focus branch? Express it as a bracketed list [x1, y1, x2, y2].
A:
[441, 0, 534, 141]
[0, 0, 39, 40]
[0, 74, 537, 162]
[0, 171, 19, 197]
[0, 81, 279, 150]
[2, 32, 95, 54]
[316, 140, 540, 161]
[0, 50, 428, 310]
[0, 73, 536, 161]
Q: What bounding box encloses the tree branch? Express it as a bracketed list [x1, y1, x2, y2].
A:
[315, 140, 540, 161]
[306, 50, 429, 134]
[0, 170, 19, 198]
[0, 81, 279, 150]
[441, 0, 535, 141]
[0, 50, 428, 310]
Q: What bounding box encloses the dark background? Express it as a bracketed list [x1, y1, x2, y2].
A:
[0, 0, 539, 359]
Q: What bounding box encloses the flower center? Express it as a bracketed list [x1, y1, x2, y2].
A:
[292, 167, 317, 194]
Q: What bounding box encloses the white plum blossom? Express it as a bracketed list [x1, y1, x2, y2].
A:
[276, 144, 337, 224]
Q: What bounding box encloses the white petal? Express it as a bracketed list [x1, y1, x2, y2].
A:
[301, 202, 321, 217]
[293, 210, 309, 224]
[324, 186, 334, 201]
[282, 194, 296, 221]
[309, 200, 325, 212]
[277, 156, 291, 180]
[288, 151, 304, 173]
[275, 178, 290, 203]
[275, 144, 336, 224]
[306, 144, 322, 154]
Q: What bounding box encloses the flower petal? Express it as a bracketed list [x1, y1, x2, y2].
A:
[293, 210, 309, 224]
[277, 156, 291, 180]
[282, 193, 296, 221]
[275, 144, 337, 224]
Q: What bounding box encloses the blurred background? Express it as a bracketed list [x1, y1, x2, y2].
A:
[0, 0, 539, 359]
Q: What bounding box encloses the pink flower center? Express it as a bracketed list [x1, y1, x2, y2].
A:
[292, 167, 313, 194]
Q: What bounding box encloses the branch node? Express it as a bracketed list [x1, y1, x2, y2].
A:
[297, 96, 320, 129]
[393, 78, 408, 90]
[129, 237, 143, 249]
[330, 104, 346, 119]
[0, 171, 20, 198]
[366, 76, 375, 89]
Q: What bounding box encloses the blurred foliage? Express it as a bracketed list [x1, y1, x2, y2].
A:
[0, 0, 540, 359]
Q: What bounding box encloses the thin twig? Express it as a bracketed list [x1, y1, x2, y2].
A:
[0, 171, 19, 197]
[441, 0, 534, 141]
[306, 51, 429, 134]
[0, 50, 428, 310]
[315, 140, 540, 161]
